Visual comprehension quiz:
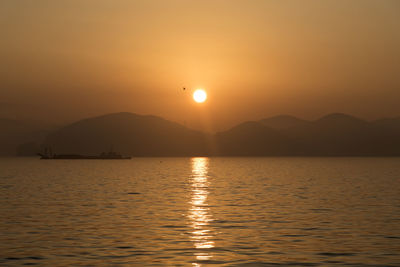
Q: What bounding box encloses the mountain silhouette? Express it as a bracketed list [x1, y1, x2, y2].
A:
[278, 113, 400, 156]
[372, 117, 400, 131]
[259, 115, 309, 129]
[313, 113, 368, 128]
[280, 113, 370, 155]
[220, 113, 400, 156]
[5, 112, 400, 157]
[216, 121, 296, 156]
[44, 112, 209, 156]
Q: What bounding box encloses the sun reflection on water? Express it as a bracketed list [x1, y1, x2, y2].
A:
[188, 157, 214, 265]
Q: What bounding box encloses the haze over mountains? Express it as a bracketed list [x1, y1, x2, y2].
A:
[0, 118, 56, 156]
[1, 112, 400, 156]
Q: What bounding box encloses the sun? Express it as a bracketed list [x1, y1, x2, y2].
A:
[193, 89, 207, 103]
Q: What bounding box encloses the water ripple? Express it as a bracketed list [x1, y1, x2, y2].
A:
[0, 157, 399, 266]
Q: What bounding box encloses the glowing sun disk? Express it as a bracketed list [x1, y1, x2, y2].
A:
[193, 89, 207, 103]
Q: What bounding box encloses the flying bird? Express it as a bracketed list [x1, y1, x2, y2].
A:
[183, 87, 186, 91]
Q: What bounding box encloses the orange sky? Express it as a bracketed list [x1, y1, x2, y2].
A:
[1, 0, 400, 131]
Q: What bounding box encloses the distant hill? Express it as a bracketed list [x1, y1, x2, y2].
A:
[257, 113, 400, 156]
[313, 113, 368, 129]
[17, 112, 400, 157]
[216, 121, 296, 156]
[214, 113, 400, 156]
[0, 118, 55, 156]
[44, 112, 210, 156]
[372, 117, 400, 131]
[259, 115, 309, 129]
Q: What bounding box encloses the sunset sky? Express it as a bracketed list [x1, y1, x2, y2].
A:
[1, 0, 399, 131]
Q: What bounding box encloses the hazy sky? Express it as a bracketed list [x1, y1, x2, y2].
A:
[1, 0, 400, 131]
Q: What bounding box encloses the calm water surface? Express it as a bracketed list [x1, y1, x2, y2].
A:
[0, 157, 399, 266]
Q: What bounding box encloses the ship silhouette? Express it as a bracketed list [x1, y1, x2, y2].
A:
[37, 147, 131, 160]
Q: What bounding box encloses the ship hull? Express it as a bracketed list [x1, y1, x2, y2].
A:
[37, 153, 131, 160]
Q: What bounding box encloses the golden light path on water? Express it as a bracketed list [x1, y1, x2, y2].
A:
[188, 157, 214, 266]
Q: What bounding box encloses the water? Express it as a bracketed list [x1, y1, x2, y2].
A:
[0, 157, 399, 266]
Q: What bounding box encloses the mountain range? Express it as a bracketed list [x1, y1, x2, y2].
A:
[1, 112, 400, 156]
